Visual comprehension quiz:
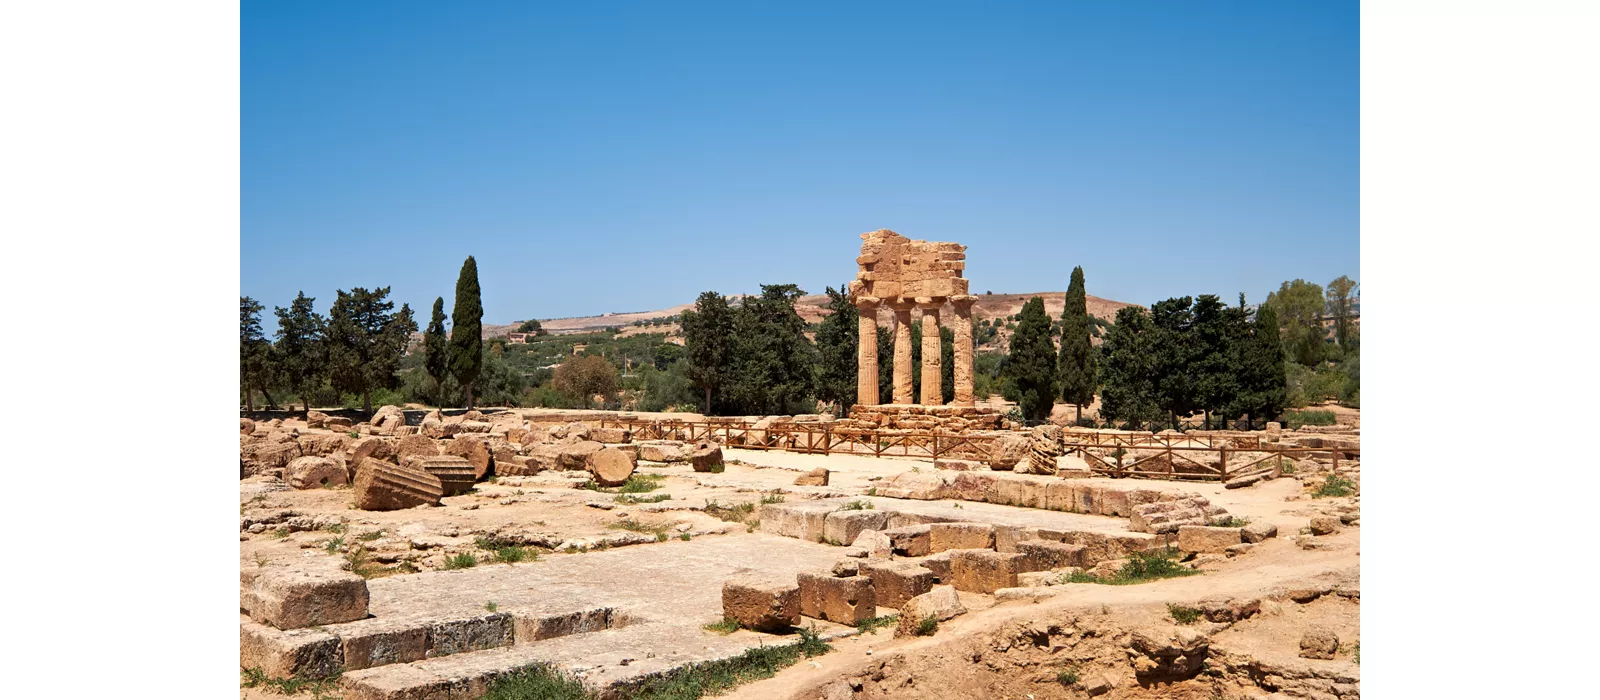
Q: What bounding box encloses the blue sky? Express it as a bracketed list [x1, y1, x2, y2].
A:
[243, 1, 1357, 325]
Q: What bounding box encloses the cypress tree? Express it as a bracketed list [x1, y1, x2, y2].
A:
[449, 256, 484, 408]
[876, 326, 893, 403]
[1057, 266, 1097, 425]
[681, 291, 733, 414]
[812, 285, 859, 415]
[274, 291, 327, 413]
[1190, 294, 1237, 429]
[1005, 296, 1057, 422]
[1237, 303, 1288, 427]
[940, 325, 955, 402]
[424, 297, 450, 402]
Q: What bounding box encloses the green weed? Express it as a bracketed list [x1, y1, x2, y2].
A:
[480, 663, 589, 700]
[1057, 666, 1080, 686]
[485, 601, 499, 613]
[609, 519, 673, 537]
[442, 553, 479, 570]
[760, 492, 786, 505]
[854, 614, 899, 635]
[913, 616, 939, 636]
[703, 617, 741, 634]
[1211, 516, 1250, 528]
[240, 667, 342, 699]
[1167, 603, 1202, 624]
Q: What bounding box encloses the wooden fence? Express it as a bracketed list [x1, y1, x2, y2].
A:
[598, 418, 1345, 482]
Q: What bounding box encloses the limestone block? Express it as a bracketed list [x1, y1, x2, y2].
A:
[1017, 541, 1089, 572]
[860, 561, 935, 609]
[894, 585, 965, 636]
[949, 549, 1024, 593]
[285, 456, 347, 490]
[823, 509, 889, 546]
[557, 441, 603, 470]
[241, 567, 369, 629]
[1241, 521, 1279, 543]
[690, 443, 724, 472]
[929, 522, 995, 553]
[883, 524, 931, 557]
[722, 575, 801, 632]
[797, 573, 877, 624]
[239, 619, 342, 679]
[340, 621, 427, 671]
[1178, 526, 1243, 554]
[794, 468, 829, 486]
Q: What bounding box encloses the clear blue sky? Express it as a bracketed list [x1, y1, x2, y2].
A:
[243, 1, 1357, 325]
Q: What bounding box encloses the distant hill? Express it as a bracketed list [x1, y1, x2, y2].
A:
[487, 291, 1138, 342]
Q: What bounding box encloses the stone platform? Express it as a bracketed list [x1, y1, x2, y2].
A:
[242, 535, 856, 697]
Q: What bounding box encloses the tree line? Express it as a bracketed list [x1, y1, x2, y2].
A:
[239, 256, 486, 412]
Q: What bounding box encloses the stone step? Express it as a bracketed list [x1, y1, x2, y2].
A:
[240, 601, 624, 679]
[339, 620, 858, 700]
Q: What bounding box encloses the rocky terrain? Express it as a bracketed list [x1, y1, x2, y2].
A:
[239, 406, 1358, 699]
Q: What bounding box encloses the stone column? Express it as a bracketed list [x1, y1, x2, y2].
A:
[888, 299, 916, 404]
[855, 297, 880, 407]
[950, 295, 977, 406]
[916, 297, 943, 405]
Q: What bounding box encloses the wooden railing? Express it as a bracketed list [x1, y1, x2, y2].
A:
[597, 418, 1346, 482]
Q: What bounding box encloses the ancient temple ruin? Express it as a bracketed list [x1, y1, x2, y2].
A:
[848, 229, 976, 406]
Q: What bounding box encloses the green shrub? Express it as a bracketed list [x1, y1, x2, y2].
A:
[760, 492, 786, 505]
[1056, 666, 1080, 686]
[1313, 474, 1356, 498]
[1167, 603, 1202, 624]
[1211, 516, 1250, 528]
[913, 616, 939, 636]
[1065, 548, 1200, 586]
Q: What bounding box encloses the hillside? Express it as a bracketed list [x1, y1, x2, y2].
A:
[488, 291, 1138, 340]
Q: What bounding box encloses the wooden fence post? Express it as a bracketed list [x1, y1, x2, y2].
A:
[1219, 445, 1228, 481]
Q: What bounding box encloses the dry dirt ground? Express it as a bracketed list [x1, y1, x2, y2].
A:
[241, 414, 1358, 700]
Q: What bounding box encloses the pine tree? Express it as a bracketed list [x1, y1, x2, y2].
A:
[326, 287, 418, 412]
[725, 284, 816, 415]
[274, 291, 326, 413]
[240, 296, 278, 411]
[1150, 297, 1200, 429]
[449, 256, 484, 408]
[424, 297, 450, 399]
[681, 291, 733, 414]
[1005, 297, 1057, 422]
[1235, 303, 1288, 427]
[1056, 266, 1097, 424]
[1098, 306, 1162, 428]
[812, 285, 859, 416]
